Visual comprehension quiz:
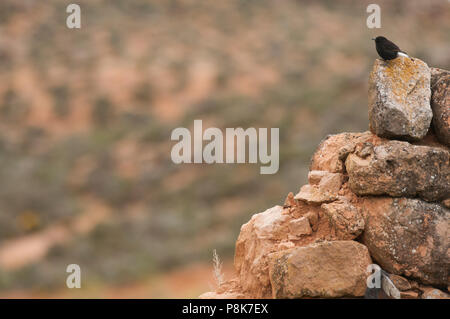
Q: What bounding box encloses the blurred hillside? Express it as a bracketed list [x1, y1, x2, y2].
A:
[0, 0, 448, 297]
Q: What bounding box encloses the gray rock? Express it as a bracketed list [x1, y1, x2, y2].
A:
[421, 287, 450, 299]
[368, 58, 432, 141]
[360, 197, 449, 287]
[345, 140, 450, 202]
[430, 67, 450, 147]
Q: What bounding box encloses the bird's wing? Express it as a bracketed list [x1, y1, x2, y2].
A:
[384, 40, 401, 52]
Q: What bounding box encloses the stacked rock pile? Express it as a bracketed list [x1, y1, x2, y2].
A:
[201, 57, 449, 299]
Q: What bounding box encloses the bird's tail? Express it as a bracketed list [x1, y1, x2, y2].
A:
[398, 51, 414, 61]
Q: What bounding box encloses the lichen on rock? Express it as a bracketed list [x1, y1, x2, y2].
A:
[368, 57, 432, 141]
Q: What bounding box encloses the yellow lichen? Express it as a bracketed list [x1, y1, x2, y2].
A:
[382, 57, 420, 100]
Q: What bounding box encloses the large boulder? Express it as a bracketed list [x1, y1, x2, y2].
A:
[234, 205, 333, 298]
[360, 197, 449, 287]
[345, 139, 450, 202]
[368, 57, 432, 141]
[269, 241, 371, 298]
[430, 67, 450, 147]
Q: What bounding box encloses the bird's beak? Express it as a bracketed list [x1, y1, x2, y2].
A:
[371, 38, 375, 40]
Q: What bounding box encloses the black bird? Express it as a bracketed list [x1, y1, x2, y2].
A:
[372, 36, 413, 61]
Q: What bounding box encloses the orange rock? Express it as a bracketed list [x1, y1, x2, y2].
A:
[199, 278, 247, 299]
[294, 171, 343, 204]
[288, 217, 312, 238]
[400, 290, 419, 299]
[305, 210, 319, 232]
[269, 241, 371, 298]
[234, 205, 333, 298]
[388, 274, 411, 291]
[322, 199, 364, 240]
[310, 131, 376, 173]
